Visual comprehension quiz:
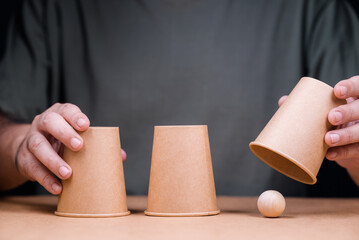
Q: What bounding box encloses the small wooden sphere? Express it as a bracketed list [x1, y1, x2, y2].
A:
[257, 190, 286, 218]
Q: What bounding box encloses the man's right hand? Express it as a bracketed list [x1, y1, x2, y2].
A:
[15, 103, 90, 194]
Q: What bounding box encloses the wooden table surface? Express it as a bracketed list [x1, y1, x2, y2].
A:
[1, 196, 358, 240]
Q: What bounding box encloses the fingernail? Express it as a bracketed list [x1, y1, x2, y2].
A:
[333, 111, 343, 123]
[70, 138, 82, 148]
[77, 118, 86, 128]
[340, 86, 347, 97]
[52, 182, 62, 193]
[330, 133, 340, 144]
[327, 151, 337, 159]
[59, 166, 70, 178]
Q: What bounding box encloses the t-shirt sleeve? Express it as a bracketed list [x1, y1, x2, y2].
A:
[305, 0, 359, 86]
[0, 0, 50, 123]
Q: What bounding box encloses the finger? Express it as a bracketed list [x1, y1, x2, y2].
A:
[325, 124, 359, 147]
[18, 154, 62, 195]
[326, 143, 359, 161]
[53, 103, 90, 131]
[333, 76, 359, 99]
[328, 99, 359, 126]
[335, 158, 359, 169]
[37, 112, 83, 151]
[27, 133, 72, 180]
[326, 148, 359, 168]
[346, 97, 358, 104]
[278, 95, 288, 107]
[121, 149, 127, 161]
[29, 163, 62, 195]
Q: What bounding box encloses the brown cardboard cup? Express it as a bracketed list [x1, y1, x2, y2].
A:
[249, 77, 345, 184]
[55, 127, 130, 217]
[145, 125, 220, 217]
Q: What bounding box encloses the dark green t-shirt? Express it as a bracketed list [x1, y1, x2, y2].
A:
[1, 0, 359, 196]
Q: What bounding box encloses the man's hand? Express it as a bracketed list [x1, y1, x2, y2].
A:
[1, 103, 127, 195]
[278, 76, 359, 186]
[14, 103, 90, 194]
[324, 76, 359, 186]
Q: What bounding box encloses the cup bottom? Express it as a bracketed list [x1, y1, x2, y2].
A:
[54, 211, 131, 218]
[144, 209, 220, 217]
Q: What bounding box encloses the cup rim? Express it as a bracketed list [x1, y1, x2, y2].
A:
[54, 211, 130, 218]
[249, 141, 317, 185]
[144, 209, 220, 217]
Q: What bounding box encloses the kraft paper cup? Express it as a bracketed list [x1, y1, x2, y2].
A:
[145, 125, 220, 217]
[249, 77, 345, 184]
[55, 127, 130, 217]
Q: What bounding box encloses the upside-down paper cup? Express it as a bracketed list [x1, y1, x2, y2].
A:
[55, 127, 130, 217]
[249, 77, 345, 184]
[145, 125, 220, 217]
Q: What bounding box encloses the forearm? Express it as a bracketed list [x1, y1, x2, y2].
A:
[0, 115, 30, 190]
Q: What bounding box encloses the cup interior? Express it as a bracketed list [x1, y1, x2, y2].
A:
[249, 142, 317, 184]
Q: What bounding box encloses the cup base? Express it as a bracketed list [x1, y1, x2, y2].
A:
[54, 211, 131, 218]
[144, 209, 220, 217]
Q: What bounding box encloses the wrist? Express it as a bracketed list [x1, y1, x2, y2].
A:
[0, 119, 30, 190]
[10, 125, 29, 166]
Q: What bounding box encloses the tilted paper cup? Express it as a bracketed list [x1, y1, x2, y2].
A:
[145, 125, 220, 217]
[249, 77, 345, 184]
[55, 127, 130, 217]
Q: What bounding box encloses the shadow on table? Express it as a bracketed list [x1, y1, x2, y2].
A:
[127, 209, 145, 214]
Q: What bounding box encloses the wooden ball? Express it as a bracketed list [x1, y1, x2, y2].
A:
[257, 190, 286, 218]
